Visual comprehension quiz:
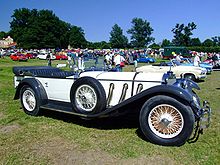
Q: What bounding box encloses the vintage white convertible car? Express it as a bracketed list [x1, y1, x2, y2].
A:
[136, 61, 207, 81]
[12, 66, 211, 146]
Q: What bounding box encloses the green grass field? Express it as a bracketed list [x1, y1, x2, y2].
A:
[0, 57, 220, 164]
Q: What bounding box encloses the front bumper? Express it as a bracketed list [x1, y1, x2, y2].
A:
[199, 101, 211, 129]
[188, 101, 211, 143]
[197, 74, 207, 80]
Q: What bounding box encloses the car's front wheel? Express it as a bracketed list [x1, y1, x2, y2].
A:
[20, 85, 41, 116]
[139, 95, 195, 146]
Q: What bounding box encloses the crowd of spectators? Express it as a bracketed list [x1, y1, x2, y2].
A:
[1, 48, 220, 70]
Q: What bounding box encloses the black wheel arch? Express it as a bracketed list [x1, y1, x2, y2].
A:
[126, 84, 194, 108]
[14, 78, 48, 106]
[101, 84, 196, 118]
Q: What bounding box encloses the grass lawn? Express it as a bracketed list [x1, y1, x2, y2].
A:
[0, 57, 220, 164]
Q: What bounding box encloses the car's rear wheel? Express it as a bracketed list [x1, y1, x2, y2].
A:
[139, 95, 195, 146]
[70, 77, 107, 115]
[20, 85, 41, 116]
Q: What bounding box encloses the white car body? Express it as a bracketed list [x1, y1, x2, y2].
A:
[136, 61, 207, 80]
[15, 71, 165, 107]
[37, 53, 56, 60]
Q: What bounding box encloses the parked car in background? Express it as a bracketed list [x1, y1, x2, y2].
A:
[10, 53, 28, 61]
[37, 53, 56, 60]
[203, 55, 220, 71]
[175, 58, 213, 74]
[136, 60, 207, 81]
[55, 54, 68, 60]
[24, 52, 37, 59]
[137, 55, 156, 63]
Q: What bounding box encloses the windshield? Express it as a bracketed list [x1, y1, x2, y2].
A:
[171, 60, 181, 66]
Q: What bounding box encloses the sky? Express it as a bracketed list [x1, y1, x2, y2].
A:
[0, 0, 220, 43]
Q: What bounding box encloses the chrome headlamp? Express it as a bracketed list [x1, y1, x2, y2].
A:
[162, 71, 176, 84]
[192, 95, 200, 107]
[174, 78, 200, 91]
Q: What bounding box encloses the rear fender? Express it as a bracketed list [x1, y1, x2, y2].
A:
[14, 78, 48, 106]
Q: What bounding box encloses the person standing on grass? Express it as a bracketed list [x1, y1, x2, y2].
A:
[67, 55, 72, 68]
[78, 51, 84, 70]
[133, 51, 138, 71]
[193, 52, 201, 67]
[176, 53, 182, 63]
[114, 52, 126, 72]
[46, 53, 52, 66]
[104, 52, 112, 70]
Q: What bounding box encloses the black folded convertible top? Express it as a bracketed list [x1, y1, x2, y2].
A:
[13, 66, 77, 78]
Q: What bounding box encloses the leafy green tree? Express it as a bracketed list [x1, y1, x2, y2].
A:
[190, 38, 201, 46]
[127, 18, 154, 48]
[202, 39, 214, 47]
[86, 41, 110, 49]
[10, 8, 72, 49]
[161, 39, 171, 47]
[211, 36, 220, 46]
[149, 43, 160, 49]
[69, 26, 87, 48]
[98, 41, 111, 49]
[172, 22, 196, 46]
[109, 24, 128, 48]
[0, 31, 7, 39]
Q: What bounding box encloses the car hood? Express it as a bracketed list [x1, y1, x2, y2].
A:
[80, 71, 165, 82]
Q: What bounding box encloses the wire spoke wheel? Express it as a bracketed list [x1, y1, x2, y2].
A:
[148, 104, 184, 138]
[75, 84, 97, 112]
[71, 77, 106, 114]
[22, 89, 36, 112]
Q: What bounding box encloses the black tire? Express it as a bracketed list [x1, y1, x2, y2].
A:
[70, 77, 107, 114]
[20, 85, 41, 116]
[184, 74, 196, 82]
[139, 95, 195, 146]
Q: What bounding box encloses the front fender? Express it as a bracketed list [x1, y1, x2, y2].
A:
[106, 84, 195, 113]
[135, 84, 194, 105]
[91, 84, 196, 118]
[14, 78, 48, 106]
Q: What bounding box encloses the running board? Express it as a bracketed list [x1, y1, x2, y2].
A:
[40, 101, 88, 118]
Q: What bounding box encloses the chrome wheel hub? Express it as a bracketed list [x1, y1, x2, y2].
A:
[75, 85, 97, 112]
[148, 104, 184, 138]
[22, 89, 36, 111]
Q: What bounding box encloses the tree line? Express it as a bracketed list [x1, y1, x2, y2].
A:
[0, 8, 220, 52]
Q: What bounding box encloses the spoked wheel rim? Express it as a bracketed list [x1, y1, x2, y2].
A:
[75, 84, 97, 112]
[22, 89, 36, 111]
[148, 104, 184, 139]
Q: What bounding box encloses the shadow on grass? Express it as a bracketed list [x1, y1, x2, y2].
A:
[41, 108, 140, 130]
[196, 79, 205, 83]
[41, 108, 151, 143]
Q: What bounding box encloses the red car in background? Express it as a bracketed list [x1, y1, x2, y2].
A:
[10, 53, 28, 61]
[55, 54, 68, 60]
[24, 53, 36, 59]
